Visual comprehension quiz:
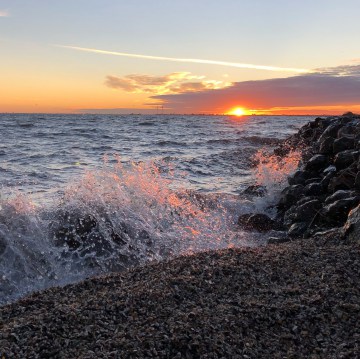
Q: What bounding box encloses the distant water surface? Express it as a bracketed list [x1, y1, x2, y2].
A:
[0, 114, 311, 201]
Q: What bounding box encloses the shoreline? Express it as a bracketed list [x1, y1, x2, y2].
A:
[1, 233, 359, 357]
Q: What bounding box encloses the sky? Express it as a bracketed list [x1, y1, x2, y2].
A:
[1, 0, 360, 115]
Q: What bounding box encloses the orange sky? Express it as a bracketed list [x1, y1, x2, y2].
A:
[1, 2, 360, 115]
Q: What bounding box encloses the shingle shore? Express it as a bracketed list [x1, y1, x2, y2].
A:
[1, 233, 359, 358]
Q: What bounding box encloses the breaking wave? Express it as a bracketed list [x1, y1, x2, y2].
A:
[0, 157, 261, 305]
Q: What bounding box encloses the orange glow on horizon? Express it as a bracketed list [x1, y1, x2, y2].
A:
[227, 107, 247, 116]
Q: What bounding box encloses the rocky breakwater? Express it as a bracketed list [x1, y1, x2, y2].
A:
[239, 112, 360, 241]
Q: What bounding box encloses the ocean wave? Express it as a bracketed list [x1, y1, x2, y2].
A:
[0, 160, 259, 305]
[242, 136, 282, 146]
[155, 140, 185, 147]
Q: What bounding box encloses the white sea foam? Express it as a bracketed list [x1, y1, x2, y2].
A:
[0, 159, 262, 305]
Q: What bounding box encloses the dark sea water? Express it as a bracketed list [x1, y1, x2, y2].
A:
[0, 114, 311, 304]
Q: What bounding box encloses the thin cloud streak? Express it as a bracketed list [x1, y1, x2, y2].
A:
[56, 45, 310, 73]
[0, 10, 9, 17]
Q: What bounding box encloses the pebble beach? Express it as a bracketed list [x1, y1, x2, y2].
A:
[1, 232, 359, 358]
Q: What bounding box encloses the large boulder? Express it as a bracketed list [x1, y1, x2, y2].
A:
[333, 137, 355, 153]
[238, 213, 283, 232]
[278, 185, 304, 209]
[322, 197, 360, 226]
[325, 190, 357, 205]
[343, 204, 360, 242]
[291, 199, 322, 222]
[288, 222, 308, 238]
[304, 182, 324, 196]
[334, 150, 359, 169]
[328, 165, 357, 192]
[288, 170, 310, 186]
[318, 136, 334, 154]
[304, 154, 329, 172]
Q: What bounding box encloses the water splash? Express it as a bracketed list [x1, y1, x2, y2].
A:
[252, 149, 301, 211]
[0, 158, 258, 305]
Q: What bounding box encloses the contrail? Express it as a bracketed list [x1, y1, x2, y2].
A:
[56, 45, 309, 73]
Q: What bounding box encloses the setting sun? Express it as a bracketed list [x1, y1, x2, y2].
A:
[227, 107, 247, 116]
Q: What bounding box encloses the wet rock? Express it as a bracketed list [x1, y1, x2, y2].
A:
[238, 213, 282, 232]
[278, 185, 304, 208]
[304, 182, 324, 196]
[323, 165, 337, 174]
[305, 177, 322, 185]
[318, 117, 332, 129]
[241, 185, 267, 197]
[337, 125, 357, 138]
[288, 222, 308, 238]
[317, 122, 342, 142]
[355, 172, 360, 189]
[334, 150, 358, 170]
[323, 197, 360, 225]
[343, 204, 360, 242]
[297, 196, 318, 206]
[320, 166, 337, 188]
[333, 136, 355, 153]
[288, 170, 309, 186]
[325, 190, 357, 205]
[328, 163, 358, 192]
[304, 154, 329, 172]
[292, 199, 322, 222]
[318, 136, 334, 154]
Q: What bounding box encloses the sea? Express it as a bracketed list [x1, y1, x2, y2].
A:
[0, 113, 311, 305]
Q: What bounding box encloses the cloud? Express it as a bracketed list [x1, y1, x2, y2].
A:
[0, 10, 9, 17]
[105, 72, 230, 95]
[314, 64, 360, 76]
[152, 64, 360, 113]
[57, 44, 310, 73]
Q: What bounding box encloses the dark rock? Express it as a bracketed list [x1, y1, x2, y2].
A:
[292, 199, 322, 222]
[338, 125, 357, 138]
[320, 167, 337, 188]
[305, 177, 322, 185]
[328, 167, 357, 192]
[318, 136, 334, 154]
[241, 185, 267, 197]
[317, 117, 332, 129]
[278, 185, 304, 208]
[333, 137, 355, 153]
[317, 122, 342, 143]
[334, 150, 359, 170]
[323, 165, 337, 174]
[297, 196, 318, 206]
[304, 182, 324, 196]
[304, 154, 329, 172]
[355, 172, 360, 190]
[288, 170, 309, 186]
[343, 204, 360, 242]
[323, 197, 360, 225]
[288, 222, 308, 238]
[325, 190, 357, 205]
[238, 213, 282, 232]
